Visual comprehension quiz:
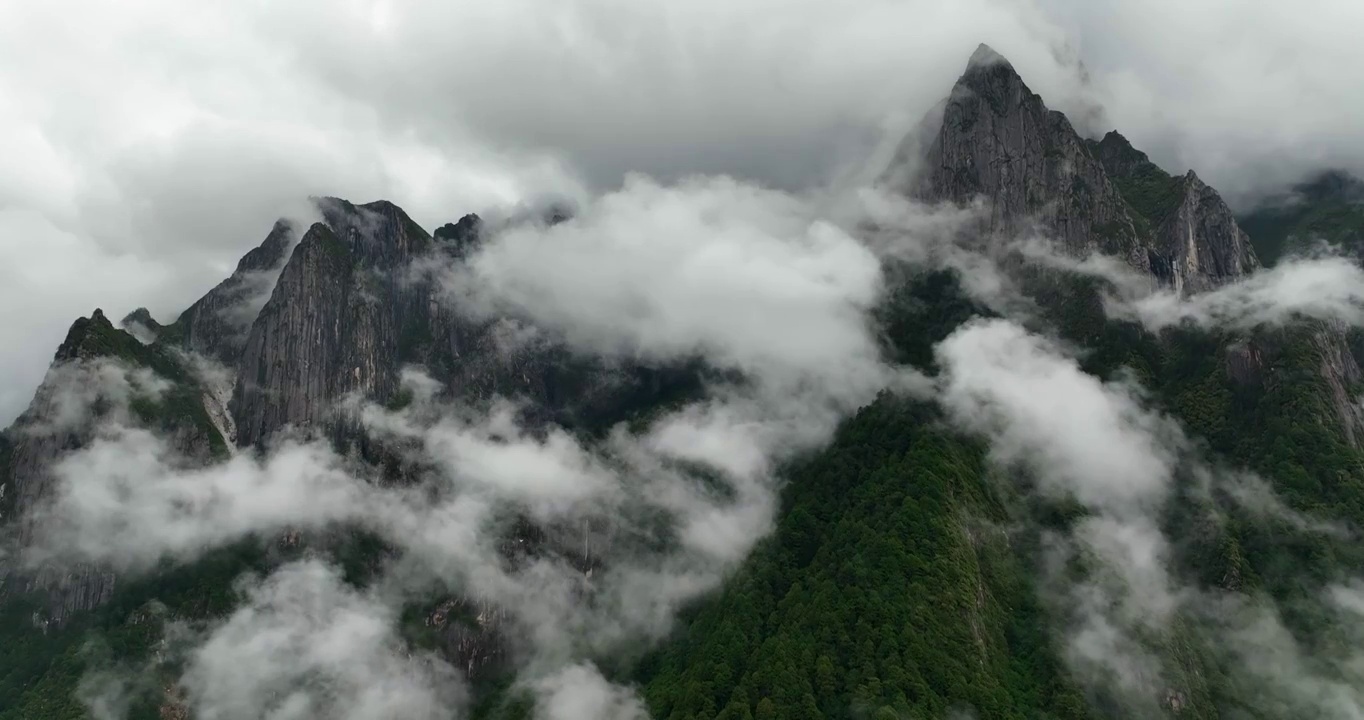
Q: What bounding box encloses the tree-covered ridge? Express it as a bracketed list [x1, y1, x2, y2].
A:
[1237, 170, 1364, 265]
[57, 309, 227, 458]
[639, 397, 1089, 720]
[1087, 132, 1185, 241]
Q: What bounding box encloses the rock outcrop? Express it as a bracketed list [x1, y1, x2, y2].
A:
[230, 219, 392, 447]
[906, 44, 1153, 271]
[1091, 131, 1259, 293]
[159, 219, 299, 365]
[903, 45, 1264, 296]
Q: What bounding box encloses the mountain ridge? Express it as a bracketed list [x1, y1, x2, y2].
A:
[3, 43, 1364, 720]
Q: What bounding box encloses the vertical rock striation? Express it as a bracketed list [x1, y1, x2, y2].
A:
[230, 199, 439, 447]
[903, 44, 1264, 296]
[159, 220, 299, 365]
[1091, 131, 1259, 293]
[907, 44, 1153, 271]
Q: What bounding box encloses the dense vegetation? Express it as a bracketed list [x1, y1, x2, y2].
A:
[638, 398, 1089, 720]
[1087, 133, 1186, 241]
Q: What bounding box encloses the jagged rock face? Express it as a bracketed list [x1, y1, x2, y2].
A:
[910, 45, 1152, 271]
[426, 596, 510, 677]
[1158, 172, 1260, 294]
[231, 218, 412, 447]
[161, 220, 297, 365]
[120, 307, 163, 344]
[1092, 131, 1259, 293]
[0, 196, 691, 678]
[232, 200, 697, 448]
[1311, 321, 1364, 448]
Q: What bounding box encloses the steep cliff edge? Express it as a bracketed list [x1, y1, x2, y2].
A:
[902, 44, 1263, 296]
[1230, 169, 1364, 448]
[230, 221, 378, 447]
[898, 46, 1361, 458]
[157, 220, 299, 366]
[906, 44, 1153, 271]
[1091, 131, 1259, 293]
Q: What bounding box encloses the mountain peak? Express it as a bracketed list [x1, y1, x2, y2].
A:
[120, 307, 160, 330]
[308, 196, 432, 267]
[967, 43, 1009, 70]
[1091, 130, 1160, 179]
[1097, 130, 1136, 154]
[54, 309, 131, 362]
[910, 44, 1149, 267]
[1297, 169, 1364, 203]
[955, 43, 1027, 104]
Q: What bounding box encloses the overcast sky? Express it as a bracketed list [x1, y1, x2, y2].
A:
[3, 0, 1364, 423]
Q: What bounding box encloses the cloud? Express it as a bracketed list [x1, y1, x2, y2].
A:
[446, 174, 889, 402]
[27, 324, 894, 713]
[8, 4, 1364, 710]
[929, 314, 1364, 715]
[16, 358, 172, 436]
[1121, 257, 1364, 331]
[531, 663, 647, 720]
[930, 319, 1186, 705]
[1016, 237, 1364, 333]
[21, 173, 950, 712]
[1049, 0, 1364, 206]
[934, 318, 1182, 513]
[1194, 591, 1364, 719]
[176, 560, 465, 720]
[26, 426, 375, 570]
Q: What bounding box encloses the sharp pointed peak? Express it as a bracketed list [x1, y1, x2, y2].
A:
[967, 43, 1010, 70]
[53, 309, 128, 362]
[1099, 130, 1134, 149]
[952, 42, 1031, 106]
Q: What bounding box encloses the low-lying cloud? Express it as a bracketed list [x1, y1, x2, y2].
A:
[20, 175, 954, 719]
[929, 309, 1364, 716]
[177, 560, 465, 720]
[935, 318, 1182, 513]
[446, 174, 889, 402]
